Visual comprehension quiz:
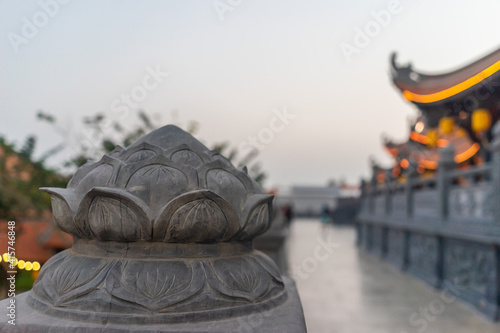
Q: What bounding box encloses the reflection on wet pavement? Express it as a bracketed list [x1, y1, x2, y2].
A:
[287, 219, 500, 333]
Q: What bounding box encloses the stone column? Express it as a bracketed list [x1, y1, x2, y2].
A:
[0, 125, 306, 332]
[384, 170, 392, 215]
[491, 121, 500, 225]
[254, 206, 289, 274]
[437, 145, 455, 221]
[357, 179, 367, 246]
[490, 121, 500, 316]
[405, 170, 414, 220]
[435, 145, 455, 288]
[369, 164, 377, 215]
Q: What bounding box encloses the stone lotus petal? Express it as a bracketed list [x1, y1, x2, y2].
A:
[198, 160, 260, 214]
[235, 194, 274, 240]
[105, 261, 205, 311]
[40, 188, 88, 238]
[251, 251, 284, 284]
[169, 143, 209, 167]
[128, 163, 187, 205]
[171, 150, 204, 167]
[154, 190, 240, 243]
[76, 187, 152, 241]
[67, 155, 122, 193]
[205, 255, 284, 302]
[32, 252, 111, 307]
[166, 198, 227, 243]
[123, 148, 157, 163]
[117, 155, 198, 209]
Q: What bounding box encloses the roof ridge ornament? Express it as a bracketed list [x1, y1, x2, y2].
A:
[390, 52, 418, 84]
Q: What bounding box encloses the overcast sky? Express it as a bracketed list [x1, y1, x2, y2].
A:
[1, 0, 500, 188]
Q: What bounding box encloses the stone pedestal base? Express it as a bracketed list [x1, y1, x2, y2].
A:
[254, 227, 289, 274]
[1, 277, 306, 332]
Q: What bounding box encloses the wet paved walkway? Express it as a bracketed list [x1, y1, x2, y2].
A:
[287, 219, 500, 333]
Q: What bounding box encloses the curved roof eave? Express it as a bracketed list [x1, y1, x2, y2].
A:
[391, 46, 500, 104]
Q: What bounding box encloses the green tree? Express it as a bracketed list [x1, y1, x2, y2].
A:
[0, 136, 69, 221]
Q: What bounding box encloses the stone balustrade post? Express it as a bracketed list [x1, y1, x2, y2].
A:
[434, 145, 455, 288]
[405, 170, 415, 220]
[369, 165, 377, 214]
[0, 125, 306, 332]
[491, 121, 500, 225]
[384, 170, 392, 215]
[359, 178, 367, 212]
[437, 145, 455, 221]
[490, 121, 500, 325]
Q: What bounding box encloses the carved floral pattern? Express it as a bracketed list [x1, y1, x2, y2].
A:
[443, 239, 495, 296]
[371, 226, 385, 255]
[449, 185, 493, 219]
[167, 199, 227, 242]
[31, 251, 285, 316]
[409, 233, 438, 275]
[387, 229, 405, 264]
[33, 252, 112, 307]
[105, 260, 206, 311]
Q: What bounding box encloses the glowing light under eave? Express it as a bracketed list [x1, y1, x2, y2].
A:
[455, 143, 480, 163]
[410, 131, 448, 147]
[418, 143, 480, 170]
[400, 158, 410, 169]
[402, 60, 500, 103]
[415, 121, 425, 133]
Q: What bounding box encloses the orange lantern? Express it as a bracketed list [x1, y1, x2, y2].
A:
[471, 109, 491, 133]
[426, 129, 439, 147]
[439, 117, 454, 135]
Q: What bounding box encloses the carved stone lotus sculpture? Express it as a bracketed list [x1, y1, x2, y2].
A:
[27, 125, 287, 324]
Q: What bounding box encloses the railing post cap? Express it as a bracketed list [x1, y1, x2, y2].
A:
[493, 120, 500, 138]
[492, 121, 500, 151]
[13, 125, 302, 331]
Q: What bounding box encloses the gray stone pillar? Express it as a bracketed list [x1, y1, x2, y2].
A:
[369, 164, 377, 214]
[384, 170, 392, 215]
[490, 122, 500, 314]
[405, 171, 414, 219]
[491, 121, 500, 225]
[254, 207, 289, 274]
[435, 146, 455, 288]
[0, 125, 306, 332]
[437, 145, 455, 220]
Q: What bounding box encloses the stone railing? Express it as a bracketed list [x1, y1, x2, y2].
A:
[357, 122, 500, 320]
[254, 205, 289, 274]
[0, 125, 306, 332]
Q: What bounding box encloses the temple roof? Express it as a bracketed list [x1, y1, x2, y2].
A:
[383, 127, 478, 170]
[391, 46, 500, 104]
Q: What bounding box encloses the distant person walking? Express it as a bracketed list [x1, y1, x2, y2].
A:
[282, 204, 294, 227]
[320, 204, 331, 230]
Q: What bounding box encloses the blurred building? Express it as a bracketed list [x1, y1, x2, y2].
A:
[331, 184, 361, 225]
[358, 46, 500, 320]
[275, 185, 340, 217]
[373, 49, 500, 182]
